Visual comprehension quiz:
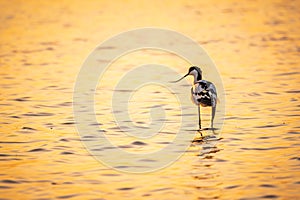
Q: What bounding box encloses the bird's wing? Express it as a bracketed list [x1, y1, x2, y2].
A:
[205, 81, 218, 107]
[206, 81, 217, 96]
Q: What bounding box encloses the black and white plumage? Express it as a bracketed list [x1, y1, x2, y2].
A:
[172, 66, 217, 130]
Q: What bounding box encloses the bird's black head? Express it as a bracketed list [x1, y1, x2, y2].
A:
[188, 66, 202, 81]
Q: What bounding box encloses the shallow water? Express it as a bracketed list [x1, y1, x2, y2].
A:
[1, 0, 300, 199]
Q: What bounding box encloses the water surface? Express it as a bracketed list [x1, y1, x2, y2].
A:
[0, 0, 300, 199]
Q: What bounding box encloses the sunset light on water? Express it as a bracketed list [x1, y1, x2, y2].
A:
[1, 1, 300, 199]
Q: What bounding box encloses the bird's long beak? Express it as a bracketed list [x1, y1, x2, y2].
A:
[170, 73, 189, 83]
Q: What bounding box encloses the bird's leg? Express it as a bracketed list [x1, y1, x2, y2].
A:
[198, 105, 201, 130]
[211, 105, 216, 130]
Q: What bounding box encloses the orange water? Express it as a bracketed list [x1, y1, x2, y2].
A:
[1, 0, 300, 199]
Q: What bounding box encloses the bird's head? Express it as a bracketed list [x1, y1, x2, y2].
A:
[187, 66, 202, 79]
[172, 66, 202, 83]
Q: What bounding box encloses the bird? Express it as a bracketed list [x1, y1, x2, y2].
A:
[172, 66, 217, 131]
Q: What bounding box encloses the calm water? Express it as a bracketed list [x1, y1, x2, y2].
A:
[1, 0, 300, 199]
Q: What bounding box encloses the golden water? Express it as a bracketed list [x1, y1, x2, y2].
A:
[1, 0, 300, 199]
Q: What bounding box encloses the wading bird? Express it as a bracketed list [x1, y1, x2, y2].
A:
[172, 66, 217, 131]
